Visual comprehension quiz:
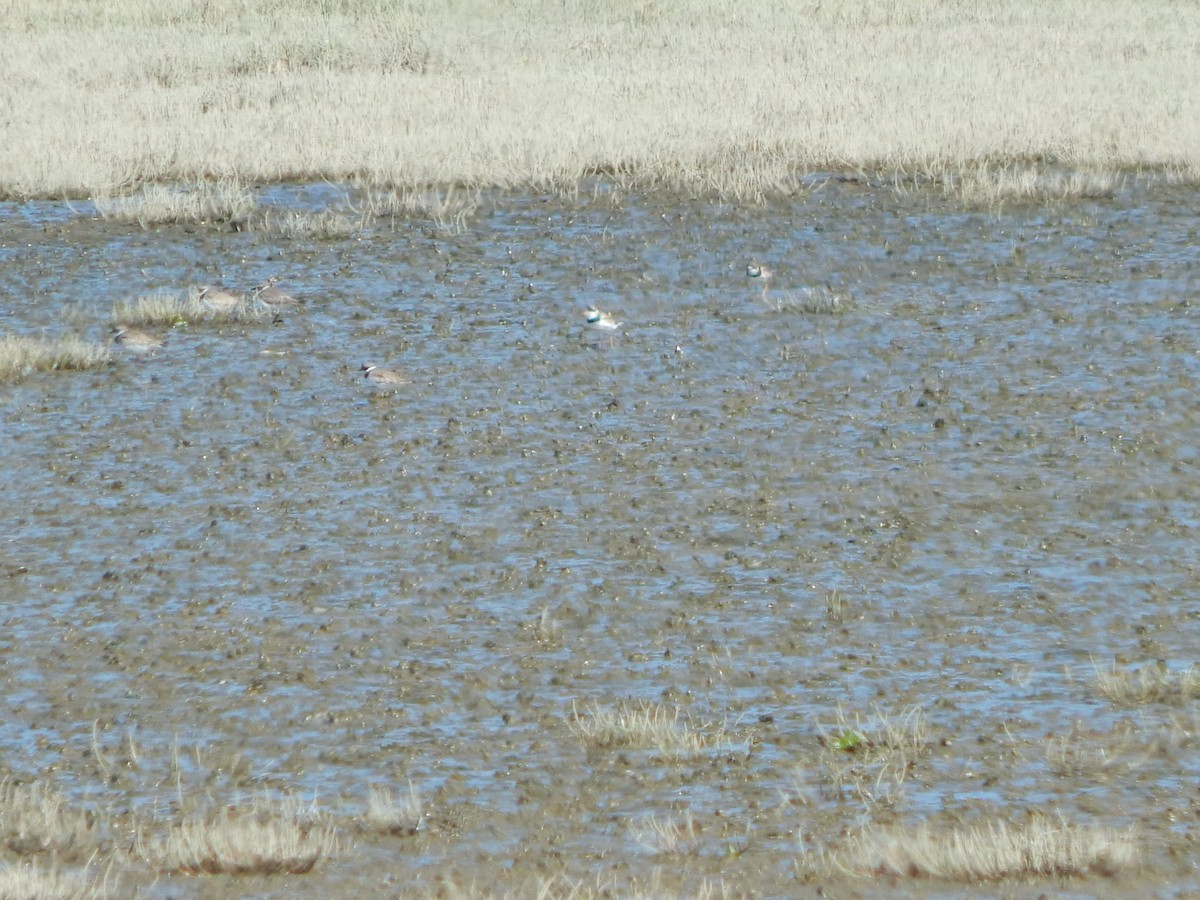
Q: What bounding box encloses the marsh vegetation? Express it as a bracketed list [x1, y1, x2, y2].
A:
[2, 0, 1199, 202]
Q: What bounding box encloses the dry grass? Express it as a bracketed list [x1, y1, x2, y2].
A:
[93, 180, 255, 226]
[843, 814, 1138, 880]
[1093, 660, 1200, 704]
[629, 810, 700, 856]
[0, 862, 112, 900]
[0, 334, 110, 382]
[357, 185, 480, 233]
[817, 705, 929, 805]
[135, 796, 339, 875]
[528, 606, 561, 645]
[363, 783, 422, 836]
[434, 871, 729, 900]
[947, 163, 1123, 206]
[110, 289, 268, 327]
[0, 779, 98, 859]
[568, 700, 726, 760]
[824, 589, 848, 623]
[2, 1, 1199, 198]
[260, 208, 361, 239]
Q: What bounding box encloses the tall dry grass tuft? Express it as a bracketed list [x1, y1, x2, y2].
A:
[0, 861, 112, 900]
[357, 185, 480, 233]
[0, 779, 99, 860]
[629, 810, 701, 856]
[110, 289, 268, 327]
[817, 705, 929, 805]
[843, 814, 1138, 880]
[948, 163, 1123, 207]
[1093, 660, 1200, 704]
[363, 783, 423, 836]
[135, 795, 339, 875]
[569, 700, 727, 760]
[93, 180, 255, 227]
[260, 208, 361, 239]
[0, 334, 110, 382]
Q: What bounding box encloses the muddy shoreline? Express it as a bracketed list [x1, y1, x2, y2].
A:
[1, 180, 1198, 896]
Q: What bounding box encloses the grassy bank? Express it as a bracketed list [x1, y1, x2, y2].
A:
[3, 0, 1198, 199]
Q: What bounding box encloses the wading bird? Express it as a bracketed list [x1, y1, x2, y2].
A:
[747, 262, 845, 315]
[583, 305, 623, 347]
[360, 363, 409, 391]
[252, 279, 301, 322]
[197, 284, 243, 312]
[746, 263, 776, 308]
[110, 325, 164, 355]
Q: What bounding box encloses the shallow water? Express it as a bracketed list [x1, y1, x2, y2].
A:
[1, 179, 1199, 896]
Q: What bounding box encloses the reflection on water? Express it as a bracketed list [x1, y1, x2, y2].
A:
[1, 179, 1199, 887]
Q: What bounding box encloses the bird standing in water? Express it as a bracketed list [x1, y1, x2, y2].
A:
[583, 305, 623, 347]
[360, 363, 409, 392]
[746, 263, 776, 309]
[110, 325, 164, 355]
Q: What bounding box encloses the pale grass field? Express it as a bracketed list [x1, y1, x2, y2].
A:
[2, 0, 1198, 200]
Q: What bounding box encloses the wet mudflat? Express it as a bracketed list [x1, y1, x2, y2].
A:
[1, 178, 1199, 897]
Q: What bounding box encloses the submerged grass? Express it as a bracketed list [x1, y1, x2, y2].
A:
[0, 334, 110, 381]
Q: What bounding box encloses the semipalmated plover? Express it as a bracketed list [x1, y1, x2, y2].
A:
[253, 279, 300, 308]
[746, 263, 776, 308]
[361, 363, 409, 390]
[583, 305, 623, 347]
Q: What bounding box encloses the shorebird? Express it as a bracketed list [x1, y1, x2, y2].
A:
[746, 263, 776, 308]
[583, 305, 623, 347]
[197, 284, 243, 312]
[110, 325, 164, 355]
[252, 279, 300, 313]
[360, 363, 409, 391]
[746, 263, 845, 315]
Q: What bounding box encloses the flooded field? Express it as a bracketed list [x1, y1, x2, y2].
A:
[1, 178, 1199, 897]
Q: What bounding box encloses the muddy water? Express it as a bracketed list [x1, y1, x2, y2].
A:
[1, 179, 1199, 896]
